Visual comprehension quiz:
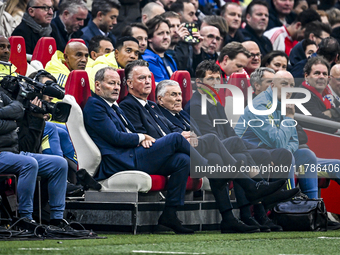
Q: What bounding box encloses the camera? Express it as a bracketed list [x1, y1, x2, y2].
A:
[0, 74, 71, 122]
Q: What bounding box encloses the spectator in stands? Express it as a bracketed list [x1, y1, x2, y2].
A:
[192, 24, 221, 72]
[5, 0, 27, 27]
[235, 70, 320, 198]
[242, 41, 261, 75]
[292, 0, 308, 15]
[317, 10, 330, 25]
[201, 15, 228, 49]
[216, 42, 250, 80]
[264, 9, 320, 56]
[294, 56, 340, 133]
[81, 0, 120, 47]
[51, 0, 88, 52]
[45, 41, 88, 87]
[170, 0, 198, 23]
[302, 39, 317, 58]
[242, 0, 273, 56]
[189, 0, 205, 22]
[158, 0, 176, 11]
[87, 36, 139, 91]
[141, 2, 165, 24]
[143, 16, 177, 82]
[266, 0, 296, 30]
[185, 60, 298, 231]
[0, 36, 13, 75]
[327, 8, 340, 45]
[261, 50, 288, 73]
[0, 85, 68, 227]
[325, 64, 340, 108]
[291, 37, 339, 78]
[114, 36, 140, 69]
[11, 0, 63, 54]
[161, 11, 201, 77]
[121, 23, 149, 55]
[289, 20, 330, 68]
[221, 2, 244, 44]
[250, 67, 275, 98]
[88, 35, 114, 61]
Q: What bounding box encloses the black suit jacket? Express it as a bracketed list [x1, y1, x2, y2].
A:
[119, 94, 182, 139]
[241, 24, 273, 56]
[12, 20, 63, 54]
[83, 94, 140, 180]
[185, 91, 237, 140]
[158, 106, 202, 136]
[51, 15, 83, 52]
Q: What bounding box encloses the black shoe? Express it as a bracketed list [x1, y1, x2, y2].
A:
[328, 220, 340, 230]
[66, 182, 84, 197]
[245, 179, 287, 204]
[220, 217, 260, 233]
[262, 188, 301, 209]
[241, 216, 271, 232]
[158, 213, 194, 234]
[255, 215, 283, 232]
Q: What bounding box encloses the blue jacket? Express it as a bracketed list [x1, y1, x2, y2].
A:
[289, 40, 306, 67]
[83, 93, 140, 180]
[142, 49, 177, 82]
[81, 20, 116, 47]
[235, 86, 299, 153]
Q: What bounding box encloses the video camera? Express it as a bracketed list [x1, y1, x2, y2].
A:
[0, 72, 71, 123]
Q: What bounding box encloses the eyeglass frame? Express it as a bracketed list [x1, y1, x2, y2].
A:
[30, 5, 54, 12]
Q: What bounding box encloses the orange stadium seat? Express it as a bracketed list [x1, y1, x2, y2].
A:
[31, 37, 57, 68]
[8, 36, 27, 75]
[170, 70, 192, 108]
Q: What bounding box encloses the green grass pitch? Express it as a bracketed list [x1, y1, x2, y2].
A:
[1, 231, 340, 255]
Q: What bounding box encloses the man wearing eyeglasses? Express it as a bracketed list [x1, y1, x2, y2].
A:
[242, 41, 261, 76]
[192, 25, 221, 73]
[12, 0, 63, 54]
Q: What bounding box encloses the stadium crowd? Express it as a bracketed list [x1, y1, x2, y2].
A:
[1, 0, 340, 234]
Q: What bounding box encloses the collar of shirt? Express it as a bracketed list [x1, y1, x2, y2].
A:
[99, 29, 109, 37]
[131, 94, 147, 106]
[100, 96, 118, 108]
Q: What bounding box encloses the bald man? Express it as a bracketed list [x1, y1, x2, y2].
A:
[0, 36, 13, 75]
[45, 41, 89, 88]
[141, 2, 165, 24]
[242, 41, 261, 75]
[325, 64, 340, 108]
[235, 70, 322, 198]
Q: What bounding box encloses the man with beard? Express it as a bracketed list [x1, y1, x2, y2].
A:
[81, 0, 120, 47]
[142, 15, 177, 82]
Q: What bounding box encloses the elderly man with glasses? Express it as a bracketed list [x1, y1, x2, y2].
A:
[12, 0, 63, 54]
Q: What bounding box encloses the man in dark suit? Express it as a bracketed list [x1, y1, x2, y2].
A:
[84, 66, 288, 234]
[119, 60, 297, 233]
[81, 0, 119, 47]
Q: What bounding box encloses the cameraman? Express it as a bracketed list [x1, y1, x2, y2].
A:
[0, 87, 68, 226]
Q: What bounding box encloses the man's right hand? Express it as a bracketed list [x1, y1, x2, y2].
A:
[141, 134, 156, 148]
[286, 104, 295, 119]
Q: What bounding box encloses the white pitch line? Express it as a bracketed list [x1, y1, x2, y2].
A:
[132, 251, 206, 254]
[18, 248, 65, 251]
[318, 237, 340, 239]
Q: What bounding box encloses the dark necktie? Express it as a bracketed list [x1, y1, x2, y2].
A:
[144, 103, 171, 135]
[112, 104, 136, 133]
[176, 113, 191, 131]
